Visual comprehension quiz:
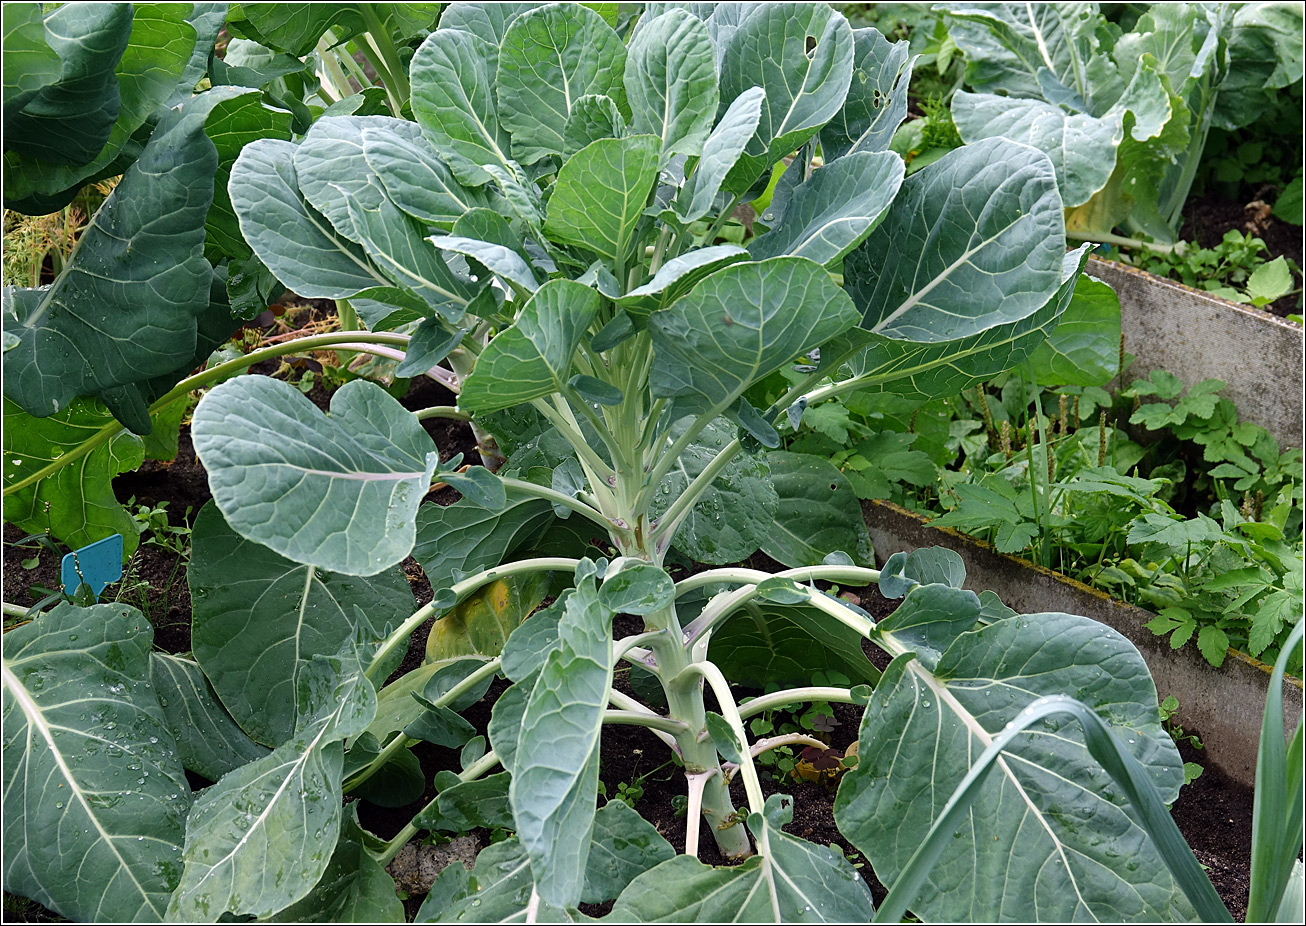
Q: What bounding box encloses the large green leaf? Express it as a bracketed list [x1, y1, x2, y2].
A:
[191, 377, 439, 576]
[163, 3, 227, 110]
[3, 100, 216, 431]
[608, 795, 875, 921]
[748, 150, 903, 267]
[703, 2, 749, 70]
[842, 245, 1090, 401]
[544, 135, 662, 267]
[272, 809, 404, 922]
[676, 85, 765, 223]
[941, 3, 1122, 114]
[496, 3, 627, 164]
[168, 643, 377, 920]
[411, 27, 513, 185]
[510, 561, 613, 908]
[460, 279, 601, 413]
[413, 492, 559, 591]
[1025, 271, 1121, 387]
[624, 9, 717, 157]
[2, 603, 191, 923]
[362, 124, 492, 230]
[1, 3, 64, 112]
[149, 653, 271, 783]
[582, 800, 675, 904]
[4, 3, 196, 201]
[1, 3, 128, 165]
[188, 502, 414, 746]
[649, 257, 858, 410]
[872, 582, 982, 670]
[2, 396, 144, 557]
[835, 612, 1193, 921]
[438, 2, 535, 46]
[227, 3, 442, 57]
[200, 88, 296, 262]
[1215, 2, 1304, 129]
[821, 27, 914, 160]
[293, 115, 409, 242]
[760, 451, 872, 567]
[295, 116, 478, 317]
[847, 137, 1064, 341]
[952, 92, 1122, 209]
[709, 598, 880, 689]
[652, 418, 779, 565]
[615, 245, 749, 318]
[717, 3, 854, 192]
[229, 138, 389, 300]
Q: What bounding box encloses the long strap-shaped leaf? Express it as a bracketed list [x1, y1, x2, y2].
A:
[1248, 620, 1305, 922]
[875, 693, 1232, 924]
[837, 608, 1198, 921]
[508, 560, 613, 908]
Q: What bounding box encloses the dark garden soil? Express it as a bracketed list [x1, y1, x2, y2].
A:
[0, 373, 1261, 922]
[1112, 191, 1304, 320]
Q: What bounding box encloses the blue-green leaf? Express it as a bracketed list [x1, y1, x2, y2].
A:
[496, 4, 627, 164]
[748, 150, 903, 267]
[625, 9, 717, 157]
[188, 502, 414, 745]
[677, 86, 764, 223]
[411, 28, 512, 185]
[2, 603, 191, 923]
[650, 257, 858, 410]
[192, 377, 439, 576]
[461, 280, 601, 413]
[836, 613, 1192, 921]
[509, 562, 614, 907]
[822, 28, 914, 159]
[545, 135, 662, 267]
[149, 653, 271, 782]
[718, 4, 854, 191]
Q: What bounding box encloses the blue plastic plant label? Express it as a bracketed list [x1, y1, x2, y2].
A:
[61, 534, 124, 601]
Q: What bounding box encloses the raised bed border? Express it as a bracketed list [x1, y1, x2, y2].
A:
[862, 498, 1303, 788]
[1087, 256, 1303, 450]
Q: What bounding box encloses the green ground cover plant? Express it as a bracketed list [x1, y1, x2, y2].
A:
[3, 3, 1296, 924]
[775, 332, 1304, 668]
[1115, 230, 1301, 309]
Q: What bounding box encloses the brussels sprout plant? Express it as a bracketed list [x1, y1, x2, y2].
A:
[3, 3, 1242, 923]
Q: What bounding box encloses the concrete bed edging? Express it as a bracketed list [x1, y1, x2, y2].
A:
[1087, 256, 1303, 450]
[862, 498, 1303, 788]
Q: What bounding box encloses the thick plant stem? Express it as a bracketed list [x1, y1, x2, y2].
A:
[644, 602, 753, 859]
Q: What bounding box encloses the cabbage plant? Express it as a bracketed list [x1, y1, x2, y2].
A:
[2, 3, 1233, 922]
[942, 1, 1304, 246]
